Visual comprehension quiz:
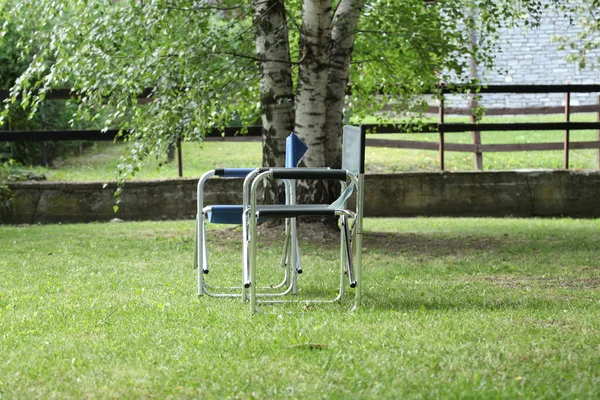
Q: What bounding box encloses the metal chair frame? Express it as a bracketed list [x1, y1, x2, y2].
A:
[242, 126, 365, 313]
[195, 134, 308, 299]
[196, 170, 301, 298]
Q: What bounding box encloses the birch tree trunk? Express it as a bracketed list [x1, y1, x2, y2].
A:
[253, 0, 363, 206]
[294, 0, 333, 204]
[252, 0, 295, 202]
[295, 0, 362, 204]
[324, 0, 364, 168]
[295, 0, 332, 166]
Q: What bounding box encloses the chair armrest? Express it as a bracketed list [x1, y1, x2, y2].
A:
[214, 168, 257, 178]
[270, 168, 348, 181]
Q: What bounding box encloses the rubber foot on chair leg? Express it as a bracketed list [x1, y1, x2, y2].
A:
[203, 270, 209, 275]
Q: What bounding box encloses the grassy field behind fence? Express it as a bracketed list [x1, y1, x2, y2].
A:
[1, 218, 599, 398]
[2, 114, 599, 182]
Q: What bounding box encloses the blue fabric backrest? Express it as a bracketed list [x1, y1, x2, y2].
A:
[285, 133, 308, 168]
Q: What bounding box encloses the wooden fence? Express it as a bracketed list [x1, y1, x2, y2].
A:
[1, 84, 600, 175]
[375, 84, 600, 170]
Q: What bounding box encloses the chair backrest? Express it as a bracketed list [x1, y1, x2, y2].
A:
[342, 125, 366, 176]
[327, 126, 365, 210]
[285, 133, 308, 168]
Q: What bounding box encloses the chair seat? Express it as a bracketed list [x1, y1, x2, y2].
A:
[207, 205, 244, 224]
[256, 204, 339, 218]
[207, 205, 273, 224]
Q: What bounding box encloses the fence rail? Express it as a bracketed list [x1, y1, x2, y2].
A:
[0, 126, 264, 142]
[364, 85, 600, 170]
[2, 84, 600, 173]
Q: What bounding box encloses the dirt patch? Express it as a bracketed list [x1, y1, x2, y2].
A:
[211, 223, 507, 257]
[562, 277, 600, 289]
[521, 317, 576, 330]
[363, 232, 504, 257]
[210, 220, 339, 245]
[477, 275, 600, 290]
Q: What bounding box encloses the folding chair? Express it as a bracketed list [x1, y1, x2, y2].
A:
[195, 133, 308, 298]
[243, 125, 365, 313]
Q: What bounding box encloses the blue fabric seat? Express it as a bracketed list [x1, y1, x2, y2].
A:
[207, 205, 244, 224]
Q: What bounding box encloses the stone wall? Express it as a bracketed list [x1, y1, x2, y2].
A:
[2, 170, 599, 224]
[359, 170, 600, 218]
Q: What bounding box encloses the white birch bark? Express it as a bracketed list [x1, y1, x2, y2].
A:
[252, 0, 295, 203]
[252, 0, 295, 170]
[294, 0, 333, 168]
[324, 0, 364, 168]
[253, 0, 363, 206]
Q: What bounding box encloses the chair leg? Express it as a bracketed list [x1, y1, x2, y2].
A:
[197, 212, 211, 297]
[197, 214, 204, 297]
[339, 217, 346, 301]
[201, 215, 209, 275]
[354, 225, 363, 310]
[242, 209, 250, 302]
[295, 235, 303, 275]
[193, 218, 198, 269]
[291, 217, 299, 295]
[341, 216, 357, 288]
[280, 218, 293, 292]
[353, 177, 365, 310]
[249, 211, 258, 313]
[280, 218, 290, 269]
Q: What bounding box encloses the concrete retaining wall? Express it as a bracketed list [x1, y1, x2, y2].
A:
[1, 170, 599, 224]
[361, 170, 600, 218]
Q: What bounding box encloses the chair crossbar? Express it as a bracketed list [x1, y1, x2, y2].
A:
[256, 204, 350, 219]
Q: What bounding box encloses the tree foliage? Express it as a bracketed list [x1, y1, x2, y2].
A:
[551, 0, 600, 69]
[0, 0, 560, 181]
[0, 11, 98, 166]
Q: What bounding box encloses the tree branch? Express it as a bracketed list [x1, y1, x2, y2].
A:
[161, 2, 243, 12]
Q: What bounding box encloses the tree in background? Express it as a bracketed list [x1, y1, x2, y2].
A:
[0, 12, 100, 167]
[0, 0, 557, 197]
[552, 0, 600, 68]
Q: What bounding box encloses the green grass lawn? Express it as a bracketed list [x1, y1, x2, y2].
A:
[1, 217, 599, 398]
[2, 140, 263, 182]
[2, 114, 598, 182]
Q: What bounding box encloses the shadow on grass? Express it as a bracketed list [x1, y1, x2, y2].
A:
[364, 277, 600, 312]
[213, 224, 597, 257]
[362, 232, 507, 256]
[363, 292, 571, 313]
[207, 224, 599, 313]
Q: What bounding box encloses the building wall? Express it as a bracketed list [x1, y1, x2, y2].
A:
[445, 1, 600, 109]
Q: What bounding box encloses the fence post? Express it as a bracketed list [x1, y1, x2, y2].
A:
[177, 137, 183, 178]
[40, 106, 49, 167]
[470, 96, 483, 170]
[597, 95, 600, 169]
[439, 95, 445, 171]
[564, 91, 570, 169]
[467, 11, 483, 171]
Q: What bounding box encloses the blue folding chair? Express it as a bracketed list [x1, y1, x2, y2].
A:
[195, 133, 308, 298]
[243, 126, 365, 313]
